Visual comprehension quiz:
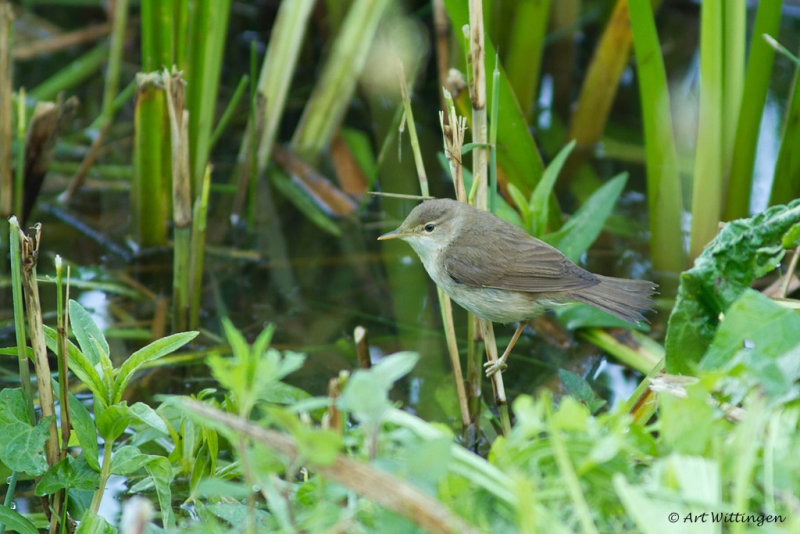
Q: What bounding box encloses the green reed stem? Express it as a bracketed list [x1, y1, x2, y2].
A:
[189, 165, 211, 330]
[14, 89, 25, 218]
[132, 73, 168, 246]
[54, 255, 70, 460]
[187, 0, 232, 193]
[0, 4, 12, 219]
[489, 56, 499, 214]
[689, 0, 724, 260]
[247, 41, 257, 230]
[8, 217, 35, 423]
[140, 0, 174, 71]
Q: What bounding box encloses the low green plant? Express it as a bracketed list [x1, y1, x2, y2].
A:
[0, 298, 196, 532]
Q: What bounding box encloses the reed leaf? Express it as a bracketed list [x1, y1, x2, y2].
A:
[770, 45, 800, 207]
[724, 1, 782, 219]
[504, 0, 550, 121]
[628, 0, 685, 277]
[290, 0, 390, 162]
[567, 0, 634, 175]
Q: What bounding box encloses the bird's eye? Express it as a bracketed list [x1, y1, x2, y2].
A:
[424, 223, 435, 232]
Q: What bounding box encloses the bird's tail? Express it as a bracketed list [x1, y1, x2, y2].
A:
[573, 275, 657, 323]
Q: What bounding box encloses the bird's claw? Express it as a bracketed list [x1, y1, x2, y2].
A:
[484, 359, 507, 377]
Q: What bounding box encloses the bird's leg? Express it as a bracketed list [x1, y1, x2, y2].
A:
[484, 322, 525, 377]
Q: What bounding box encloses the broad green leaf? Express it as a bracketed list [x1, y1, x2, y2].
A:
[75, 510, 116, 534]
[552, 303, 643, 330]
[44, 325, 107, 404]
[189, 446, 211, 497]
[370, 351, 419, 388]
[0, 505, 39, 534]
[251, 322, 276, 364]
[403, 436, 453, 489]
[258, 381, 311, 405]
[129, 401, 170, 435]
[68, 392, 99, 471]
[110, 445, 149, 475]
[338, 351, 419, 428]
[112, 331, 198, 403]
[0, 389, 51, 475]
[294, 427, 342, 466]
[68, 299, 110, 367]
[544, 172, 628, 262]
[559, 370, 594, 407]
[665, 199, 800, 372]
[222, 317, 251, 362]
[36, 455, 98, 495]
[145, 456, 175, 529]
[531, 140, 575, 236]
[700, 290, 800, 370]
[195, 478, 254, 500]
[96, 402, 131, 442]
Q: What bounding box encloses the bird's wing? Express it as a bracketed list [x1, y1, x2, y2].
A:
[443, 225, 598, 293]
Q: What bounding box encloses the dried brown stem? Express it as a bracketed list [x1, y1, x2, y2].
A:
[181, 399, 480, 534]
[14, 23, 111, 60]
[19, 225, 60, 468]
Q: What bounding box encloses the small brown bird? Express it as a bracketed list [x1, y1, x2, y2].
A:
[379, 198, 656, 375]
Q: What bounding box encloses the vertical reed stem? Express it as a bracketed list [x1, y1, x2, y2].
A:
[0, 3, 12, 217]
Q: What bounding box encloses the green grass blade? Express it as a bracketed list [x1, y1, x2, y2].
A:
[530, 140, 575, 237]
[628, 0, 685, 276]
[101, 0, 129, 121]
[30, 42, 107, 102]
[209, 74, 248, 153]
[724, 0, 782, 219]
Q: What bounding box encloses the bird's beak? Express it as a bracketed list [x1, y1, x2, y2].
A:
[378, 228, 415, 240]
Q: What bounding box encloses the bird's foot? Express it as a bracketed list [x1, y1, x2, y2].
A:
[484, 358, 507, 377]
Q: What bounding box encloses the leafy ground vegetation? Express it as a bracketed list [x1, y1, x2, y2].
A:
[1, 0, 800, 533]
